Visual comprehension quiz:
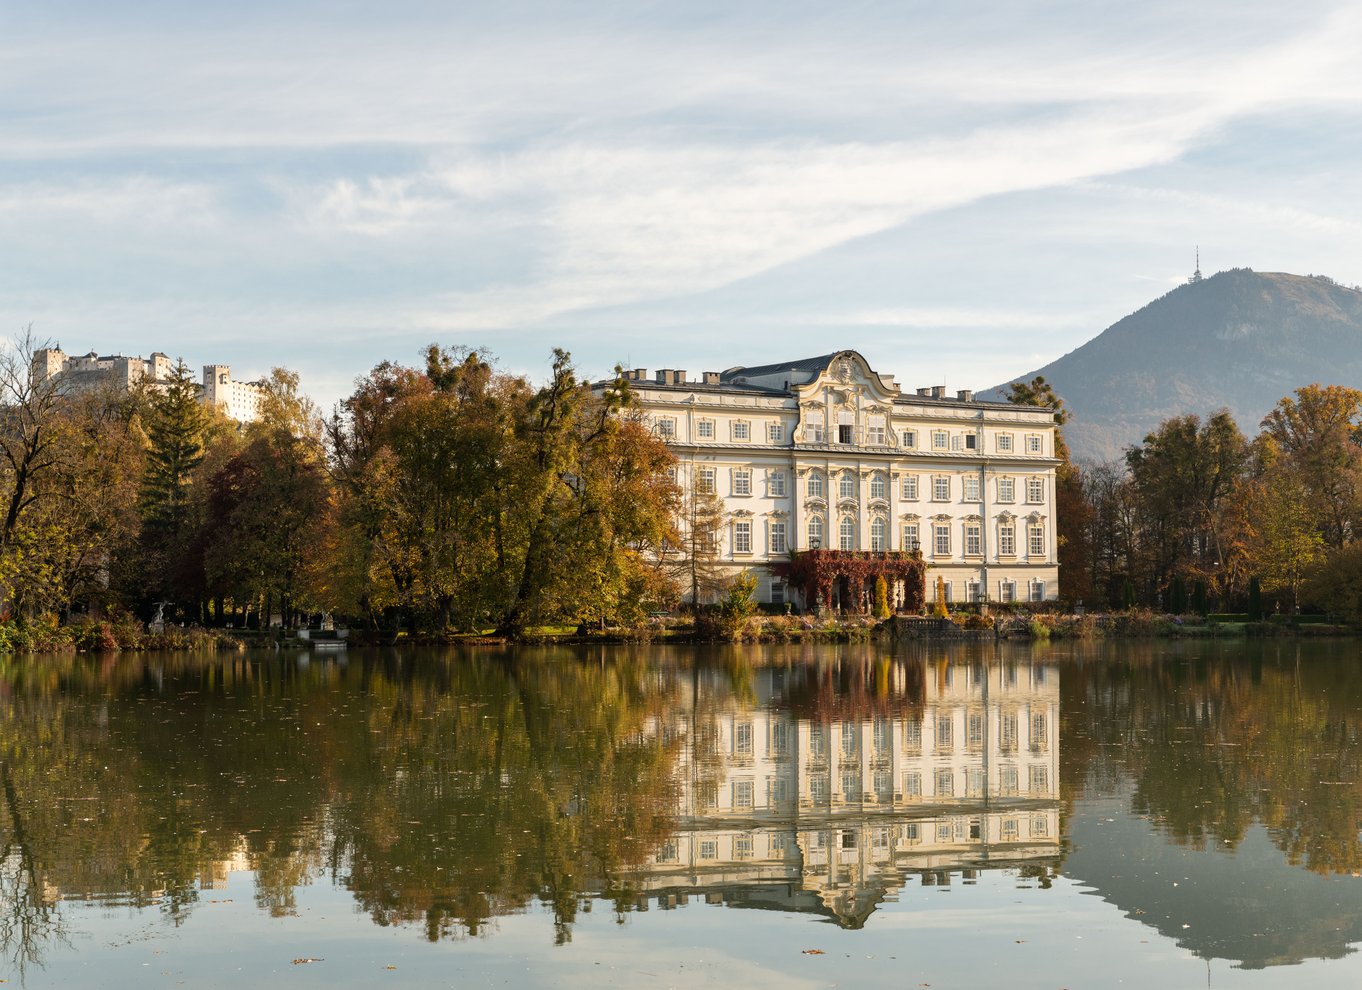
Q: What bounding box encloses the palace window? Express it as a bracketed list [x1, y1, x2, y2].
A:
[1029, 765, 1049, 793]
[934, 769, 954, 796]
[732, 420, 750, 441]
[932, 430, 949, 450]
[735, 722, 753, 755]
[902, 430, 917, 449]
[998, 477, 1015, 502]
[1000, 579, 1016, 603]
[870, 518, 886, 551]
[700, 840, 718, 859]
[769, 470, 786, 496]
[997, 433, 1013, 453]
[810, 776, 829, 804]
[839, 473, 856, 499]
[1030, 580, 1046, 602]
[697, 467, 716, 494]
[1028, 524, 1045, 557]
[967, 580, 982, 603]
[902, 474, 919, 500]
[807, 472, 824, 498]
[1031, 711, 1047, 749]
[697, 419, 715, 439]
[936, 716, 953, 751]
[734, 779, 754, 808]
[1032, 816, 1049, 838]
[770, 580, 786, 604]
[656, 417, 676, 438]
[963, 476, 980, 501]
[733, 468, 752, 496]
[770, 522, 787, 555]
[965, 433, 978, 449]
[1000, 766, 1019, 795]
[965, 522, 981, 556]
[934, 523, 950, 556]
[841, 771, 862, 801]
[1002, 819, 1019, 841]
[932, 476, 950, 501]
[1000, 712, 1018, 752]
[768, 422, 783, 444]
[903, 717, 922, 753]
[999, 522, 1016, 556]
[734, 521, 752, 554]
[902, 522, 920, 552]
[838, 411, 855, 444]
[808, 516, 824, 548]
[870, 473, 886, 500]
[867, 414, 886, 445]
[1026, 434, 1043, 454]
[1027, 477, 1045, 503]
[839, 517, 856, 551]
[806, 411, 825, 443]
[842, 723, 859, 756]
[904, 772, 922, 799]
[967, 711, 984, 749]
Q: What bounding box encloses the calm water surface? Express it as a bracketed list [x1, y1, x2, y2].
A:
[5, 640, 1362, 988]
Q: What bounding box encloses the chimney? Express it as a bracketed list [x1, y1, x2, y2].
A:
[656, 369, 672, 384]
[674, 369, 687, 384]
[931, 386, 946, 398]
[956, 389, 974, 402]
[632, 368, 647, 381]
[703, 371, 720, 385]
[916, 387, 932, 396]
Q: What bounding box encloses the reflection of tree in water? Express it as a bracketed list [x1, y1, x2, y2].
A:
[0, 648, 685, 966]
[1065, 640, 1362, 874]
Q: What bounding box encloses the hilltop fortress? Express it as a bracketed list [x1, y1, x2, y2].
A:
[31, 346, 265, 423]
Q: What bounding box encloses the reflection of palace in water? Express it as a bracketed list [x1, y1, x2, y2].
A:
[635, 659, 1061, 927]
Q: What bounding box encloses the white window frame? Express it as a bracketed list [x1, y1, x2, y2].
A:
[734, 520, 752, 554]
[808, 516, 824, 548]
[1026, 434, 1043, 454]
[1026, 477, 1045, 503]
[767, 422, 783, 444]
[732, 420, 751, 441]
[963, 476, 980, 501]
[1029, 579, 1046, 602]
[839, 473, 856, 499]
[965, 522, 981, 556]
[839, 517, 856, 551]
[932, 430, 949, 450]
[998, 477, 1015, 503]
[1000, 579, 1016, 603]
[733, 468, 752, 496]
[769, 470, 786, 497]
[902, 475, 919, 500]
[770, 521, 787, 555]
[656, 417, 676, 438]
[697, 467, 716, 494]
[697, 418, 715, 439]
[866, 415, 886, 445]
[870, 518, 886, 551]
[932, 476, 950, 501]
[902, 430, 916, 449]
[998, 522, 1016, 557]
[902, 523, 920, 552]
[807, 472, 824, 498]
[933, 523, 951, 556]
[1028, 524, 1045, 558]
[997, 433, 1013, 453]
[805, 412, 825, 444]
[870, 474, 886, 500]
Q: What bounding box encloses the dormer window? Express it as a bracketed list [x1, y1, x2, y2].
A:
[867, 414, 886, 445]
[837, 411, 855, 445]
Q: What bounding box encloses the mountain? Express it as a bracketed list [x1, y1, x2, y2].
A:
[982, 269, 1362, 461]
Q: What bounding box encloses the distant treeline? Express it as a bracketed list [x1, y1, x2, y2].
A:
[0, 332, 681, 638]
[1048, 380, 1362, 619]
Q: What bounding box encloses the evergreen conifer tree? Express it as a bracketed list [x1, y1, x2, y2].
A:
[139, 360, 206, 534]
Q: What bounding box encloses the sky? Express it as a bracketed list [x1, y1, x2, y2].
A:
[6, 0, 1362, 407]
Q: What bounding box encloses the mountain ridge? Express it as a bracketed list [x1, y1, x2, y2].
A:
[981, 269, 1362, 461]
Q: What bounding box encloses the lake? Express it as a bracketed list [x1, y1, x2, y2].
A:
[4, 639, 1362, 988]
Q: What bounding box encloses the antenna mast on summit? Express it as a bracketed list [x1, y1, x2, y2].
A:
[1190, 246, 1203, 284]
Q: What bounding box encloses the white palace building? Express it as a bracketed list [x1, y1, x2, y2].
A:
[618, 350, 1060, 608]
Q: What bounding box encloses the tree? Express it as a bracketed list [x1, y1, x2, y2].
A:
[675, 465, 728, 608]
[873, 575, 890, 619]
[1125, 411, 1248, 601]
[1242, 444, 1325, 613]
[1260, 384, 1362, 549]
